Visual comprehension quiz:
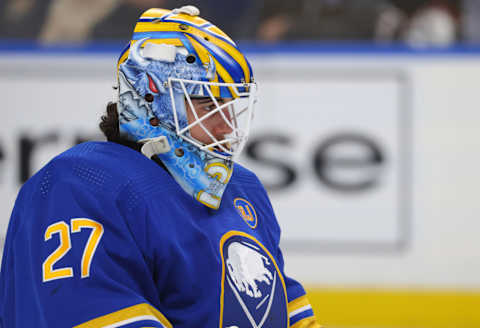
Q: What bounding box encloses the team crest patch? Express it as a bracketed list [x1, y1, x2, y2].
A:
[219, 231, 288, 328]
[233, 198, 258, 229]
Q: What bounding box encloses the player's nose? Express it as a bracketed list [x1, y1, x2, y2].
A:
[214, 108, 233, 136]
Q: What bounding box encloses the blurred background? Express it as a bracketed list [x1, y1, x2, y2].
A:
[1, 0, 479, 327]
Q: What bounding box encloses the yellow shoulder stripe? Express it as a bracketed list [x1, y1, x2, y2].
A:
[288, 294, 311, 314]
[73, 303, 172, 328]
[291, 316, 322, 328]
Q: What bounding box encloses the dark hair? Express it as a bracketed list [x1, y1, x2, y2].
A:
[99, 102, 120, 142]
[99, 102, 142, 151]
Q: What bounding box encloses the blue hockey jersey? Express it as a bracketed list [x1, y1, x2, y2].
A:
[0, 141, 320, 328]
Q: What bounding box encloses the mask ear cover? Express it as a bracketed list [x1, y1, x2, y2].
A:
[140, 136, 171, 158]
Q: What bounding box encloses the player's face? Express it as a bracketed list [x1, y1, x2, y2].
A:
[186, 97, 234, 145]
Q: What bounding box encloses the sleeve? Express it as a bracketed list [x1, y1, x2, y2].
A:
[259, 183, 322, 328]
[0, 175, 172, 328]
[277, 249, 322, 328]
[0, 187, 24, 328]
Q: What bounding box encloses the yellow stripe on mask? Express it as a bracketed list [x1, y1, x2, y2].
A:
[185, 34, 220, 97]
[133, 22, 250, 84]
[139, 8, 170, 19]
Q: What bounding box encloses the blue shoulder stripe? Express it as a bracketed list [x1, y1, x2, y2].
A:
[116, 319, 167, 327]
[290, 307, 315, 326]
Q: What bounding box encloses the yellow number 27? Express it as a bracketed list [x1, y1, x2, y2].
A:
[42, 218, 104, 282]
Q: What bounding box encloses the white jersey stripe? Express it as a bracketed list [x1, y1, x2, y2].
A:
[102, 315, 165, 328]
[289, 304, 313, 318]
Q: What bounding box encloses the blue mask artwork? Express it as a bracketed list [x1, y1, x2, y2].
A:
[116, 38, 234, 209]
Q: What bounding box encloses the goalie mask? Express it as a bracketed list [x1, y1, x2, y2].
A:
[116, 6, 257, 209]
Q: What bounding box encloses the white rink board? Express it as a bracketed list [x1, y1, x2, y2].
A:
[0, 57, 113, 249]
[1, 52, 480, 288]
[242, 68, 408, 249]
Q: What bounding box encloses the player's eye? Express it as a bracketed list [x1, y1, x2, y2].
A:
[197, 100, 216, 111]
[194, 97, 227, 112]
[204, 103, 217, 111]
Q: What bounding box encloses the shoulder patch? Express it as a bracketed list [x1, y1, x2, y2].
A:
[233, 198, 258, 229]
